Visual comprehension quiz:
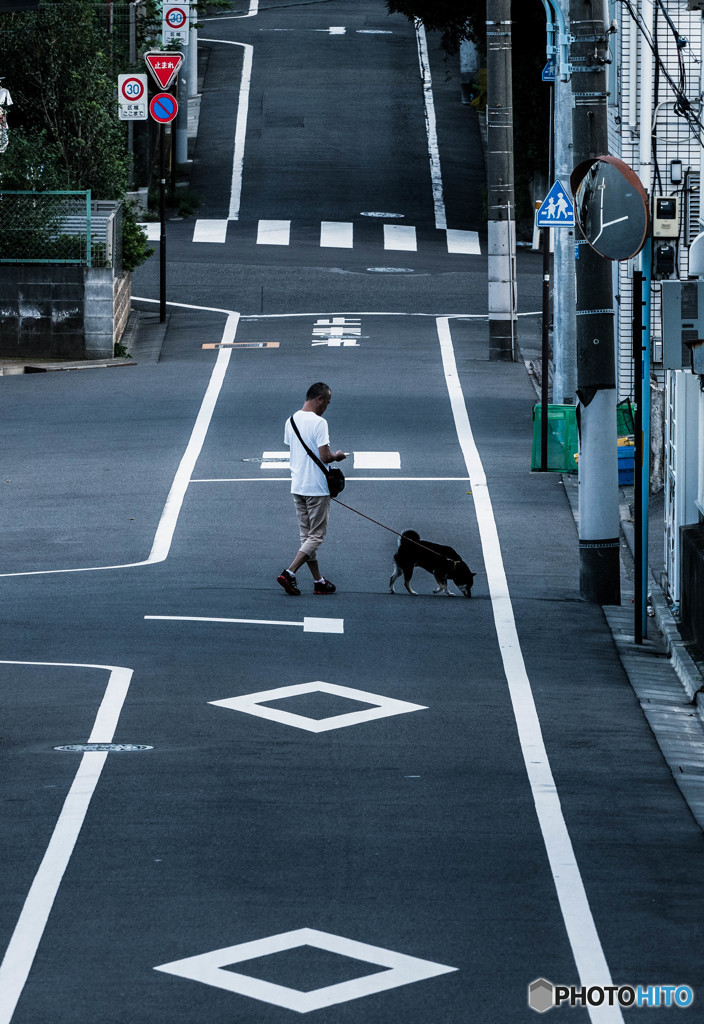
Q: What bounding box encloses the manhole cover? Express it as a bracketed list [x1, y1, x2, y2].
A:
[54, 743, 153, 752]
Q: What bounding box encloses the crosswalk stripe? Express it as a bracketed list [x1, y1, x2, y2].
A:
[446, 228, 480, 254]
[193, 219, 228, 243]
[139, 223, 160, 241]
[383, 224, 417, 251]
[320, 221, 354, 248]
[181, 219, 483, 255]
[257, 219, 291, 245]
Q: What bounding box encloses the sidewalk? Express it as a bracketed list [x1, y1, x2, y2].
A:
[519, 311, 704, 830]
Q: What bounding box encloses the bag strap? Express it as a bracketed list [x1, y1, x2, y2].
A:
[289, 415, 330, 479]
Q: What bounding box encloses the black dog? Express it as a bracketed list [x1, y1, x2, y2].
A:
[389, 530, 476, 597]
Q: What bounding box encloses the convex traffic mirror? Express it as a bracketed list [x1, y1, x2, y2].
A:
[570, 155, 650, 261]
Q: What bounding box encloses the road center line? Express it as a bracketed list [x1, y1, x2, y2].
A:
[437, 317, 621, 1022]
[190, 476, 470, 483]
[415, 20, 446, 231]
[199, 39, 253, 220]
[145, 615, 344, 634]
[0, 662, 133, 1024]
[0, 305, 239, 578]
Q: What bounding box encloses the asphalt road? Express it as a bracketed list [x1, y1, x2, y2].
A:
[1, 2, 703, 1022]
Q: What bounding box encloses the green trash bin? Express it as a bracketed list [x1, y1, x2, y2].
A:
[531, 404, 579, 473]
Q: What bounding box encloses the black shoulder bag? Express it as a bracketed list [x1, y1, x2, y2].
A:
[289, 416, 345, 497]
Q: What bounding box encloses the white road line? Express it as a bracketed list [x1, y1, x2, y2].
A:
[203, 0, 258, 18]
[383, 224, 417, 251]
[320, 221, 354, 248]
[139, 222, 160, 241]
[437, 317, 622, 1023]
[238, 312, 540, 320]
[190, 477, 470, 482]
[0, 304, 239, 577]
[0, 662, 133, 1024]
[145, 615, 344, 634]
[415, 20, 446, 230]
[257, 219, 291, 245]
[446, 229, 481, 255]
[199, 39, 253, 221]
[193, 219, 229, 243]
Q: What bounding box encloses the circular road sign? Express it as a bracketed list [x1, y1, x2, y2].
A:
[165, 6, 187, 28]
[150, 92, 178, 124]
[570, 155, 650, 261]
[120, 76, 145, 102]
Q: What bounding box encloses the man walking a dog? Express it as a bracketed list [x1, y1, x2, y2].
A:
[277, 382, 347, 596]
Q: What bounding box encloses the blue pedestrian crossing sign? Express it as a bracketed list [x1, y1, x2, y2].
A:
[536, 180, 574, 227]
[542, 59, 557, 82]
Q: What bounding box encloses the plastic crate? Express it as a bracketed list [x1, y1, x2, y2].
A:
[617, 401, 636, 437]
[531, 404, 578, 473]
[618, 444, 635, 485]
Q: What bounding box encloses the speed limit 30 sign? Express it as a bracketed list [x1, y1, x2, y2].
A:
[162, 1, 190, 44]
[117, 74, 148, 120]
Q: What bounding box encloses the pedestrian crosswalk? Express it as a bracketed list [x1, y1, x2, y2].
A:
[140, 219, 481, 254]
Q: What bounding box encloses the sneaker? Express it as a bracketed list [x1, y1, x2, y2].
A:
[277, 570, 301, 596]
[313, 578, 336, 595]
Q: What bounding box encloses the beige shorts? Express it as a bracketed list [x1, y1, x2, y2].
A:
[293, 493, 331, 558]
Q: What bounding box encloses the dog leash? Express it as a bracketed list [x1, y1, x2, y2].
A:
[330, 496, 459, 564]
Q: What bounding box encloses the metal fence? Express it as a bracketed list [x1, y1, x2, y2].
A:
[0, 191, 123, 270]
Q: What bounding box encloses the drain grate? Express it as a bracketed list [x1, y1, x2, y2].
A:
[202, 342, 280, 350]
[54, 743, 153, 752]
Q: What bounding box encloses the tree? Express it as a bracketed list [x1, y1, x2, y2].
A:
[387, 0, 550, 225]
[0, 0, 130, 196]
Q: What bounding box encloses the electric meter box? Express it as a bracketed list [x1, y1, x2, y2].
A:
[661, 280, 704, 369]
[653, 196, 680, 238]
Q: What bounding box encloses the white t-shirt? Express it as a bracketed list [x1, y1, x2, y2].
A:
[285, 410, 330, 495]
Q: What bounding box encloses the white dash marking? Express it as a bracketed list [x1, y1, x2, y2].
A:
[353, 452, 401, 469]
[257, 220, 291, 245]
[193, 219, 228, 243]
[383, 224, 417, 251]
[320, 221, 353, 248]
[446, 229, 481, 255]
[139, 222, 160, 241]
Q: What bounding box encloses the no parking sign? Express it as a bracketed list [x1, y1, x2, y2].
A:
[150, 92, 179, 124]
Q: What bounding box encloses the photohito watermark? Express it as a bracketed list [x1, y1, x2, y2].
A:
[528, 978, 694, 1013]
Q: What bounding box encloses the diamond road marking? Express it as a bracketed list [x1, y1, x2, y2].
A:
[209, 681, 427, 733]
[154, 927, 457, 1012]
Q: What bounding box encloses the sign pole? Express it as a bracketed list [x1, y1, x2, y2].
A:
[160, 123, 166, 323]
[633, 269, 644, 643]
[541, 228, 551, 471]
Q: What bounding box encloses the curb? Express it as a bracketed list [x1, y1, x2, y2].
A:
[648, 580, 704, 724]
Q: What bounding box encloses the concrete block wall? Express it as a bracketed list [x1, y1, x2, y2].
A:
[113, 271, 131, 350]
[0, 265, 85, 359]
[0, 264, 130, 360]
[84, 268, 115, 358]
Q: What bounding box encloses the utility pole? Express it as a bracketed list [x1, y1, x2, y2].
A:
[486, 0, 517, 361]
[552, 0, 577, 404]
[571, 0, 620, 603]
